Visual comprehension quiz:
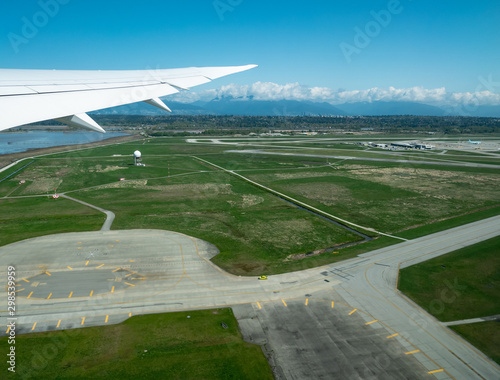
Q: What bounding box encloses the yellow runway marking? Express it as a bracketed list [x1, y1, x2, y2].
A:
[331, 301, 334, 308]
[22, 278, 29, 283]
[67, 266, 73, 270]
[47, 293, 52, 300]
[85, 261, 89, 266]
[105, 315, 109, 323]
[31, 322, 37, 331]
[89, 290, 93, 297]
[405, 350, 420, 355]
[124, 282, 135, 287]
[68, 291, 73, 298]
[56, 320, 61, 328]
[6, 326, 11, 333]
[365, 320, 378, 325]
[45, 271, 51, 276]
[282, 299, 287, 307]
[387, 333, 399, 339]
[348, 308, 357, 315]
[305, 298, 309, 306]
[96, 264, 105, 269]
[257, 302, 262, 309]
[428, 369, 444, 374]
[81, 317, 85, 326]
[112, 268, 121, 272]
[111, 286, 115, 293]
[27, 291, 33, 299]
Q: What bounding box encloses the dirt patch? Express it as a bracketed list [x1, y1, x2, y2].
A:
[273, 171, 332, 180]
[227, 194, 264, 208]
[284, 182, 352, 206]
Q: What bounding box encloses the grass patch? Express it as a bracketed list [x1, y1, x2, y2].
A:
[399, 235, 500, 322]
[0, 197, 104, 247]
[450, 322, 500, 365]
[2, 309, 273, 380]
[397, 205, 500, 239]
[74, 171, 361, 275]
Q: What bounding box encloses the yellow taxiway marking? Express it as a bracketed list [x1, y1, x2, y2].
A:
[257, 302, 262, 309]
[68, 291, 73, 298]
[81, 317, 85, 326]
[15, 288, 25, 293]
[125, 273, 134, 278]
[305, 298, 309, 306]
[22, 278, 29, 283]
[387, 333, 399, 339]
[85, 261, 89, 266]
[45, 271, 51, 276]
[96, 264, 105, 269]
[89, 290, 94, 297]
[27, 291, 33, 299]
[105, 315, 109, 323]
[129, 312, 132, 317]
[365, 320, 378, 325]
[56, 320, 61, 328]
[77, 247, 82, 250]
[78, 242, 82, 244]
[348, 308, 358, 315]
[331, 301, 334, 308]
[406, 350, 420, 355]
[31, 322, 37, 331]
[129, 260, 135, 263]
[116, 240, 119, 242]
[6, 326, 11, 333]
[282, 299, 287, 307]
[109, 245, 114, 248]
[111, 286, 115, 293]
[67, 266, 73, 270]
[124, 282, 135, 287]
[112, 268, 121, 272]
[47, 293, 52, 300]
[428, 369, 444, 374]
[131, 277, 145, 280]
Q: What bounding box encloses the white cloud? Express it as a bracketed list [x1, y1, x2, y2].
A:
[169, 82, 500, 107]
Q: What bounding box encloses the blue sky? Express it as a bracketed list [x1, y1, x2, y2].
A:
[1, 0, 499, 102]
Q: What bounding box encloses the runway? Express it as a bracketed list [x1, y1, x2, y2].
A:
[1, 216, 500, 379]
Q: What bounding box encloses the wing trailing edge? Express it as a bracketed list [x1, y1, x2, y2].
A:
[0, 64, 257, 133]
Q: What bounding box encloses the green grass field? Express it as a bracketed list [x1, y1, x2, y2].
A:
[0, 197, 104, 247]
[1, 309, 273, 380]
[399, 235, 500, 322]
[450, 322, 500, 365]
[2, 136, 499, 275]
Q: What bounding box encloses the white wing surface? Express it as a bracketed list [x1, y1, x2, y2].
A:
[0, 65, 257, 133]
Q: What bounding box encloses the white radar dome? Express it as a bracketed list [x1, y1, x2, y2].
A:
[133, 150, 141, 158]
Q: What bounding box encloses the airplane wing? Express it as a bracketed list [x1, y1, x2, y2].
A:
[0, 64, 257, 133]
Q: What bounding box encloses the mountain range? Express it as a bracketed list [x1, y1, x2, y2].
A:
[91, 97, 500, 118]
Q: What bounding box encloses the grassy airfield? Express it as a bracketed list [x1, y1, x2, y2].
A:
[1, 135, 499, 375]
[1, 136, 499, 274]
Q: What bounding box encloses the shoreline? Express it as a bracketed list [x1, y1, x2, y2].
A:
[0, 133, 142, 171]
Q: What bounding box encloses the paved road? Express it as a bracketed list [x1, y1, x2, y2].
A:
[1, 216, 499, 379]
[226, 149, 500, 169]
